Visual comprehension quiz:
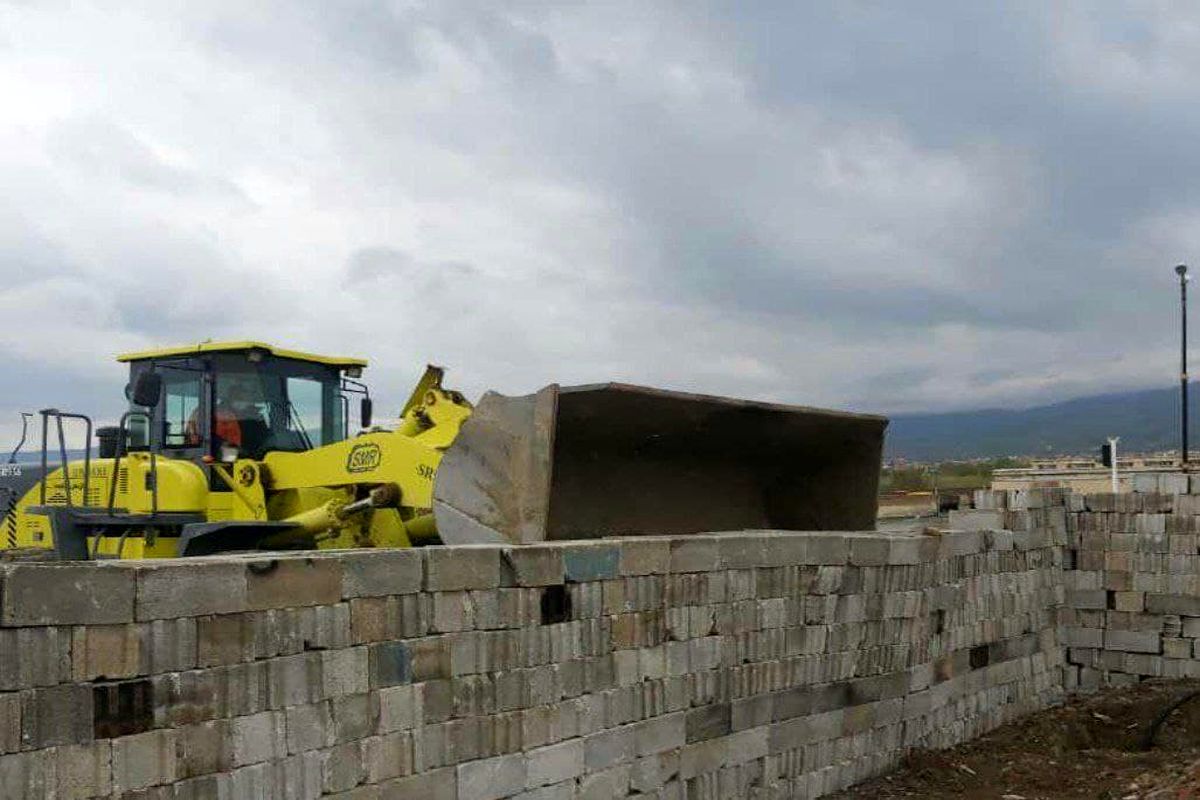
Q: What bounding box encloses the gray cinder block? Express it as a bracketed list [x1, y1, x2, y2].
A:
[175, 719, 231, 778]
[341, 550, 422, 598]
[136, 561, 247, 620]
[321, 648, 369, 698]
[502, 547, 565, 587]
[330, 693, 379, 744]
[563, 545, 620, 583]
[111, 728, 177, 793]
[245, 556, 343, 611]
[634, 711, 685, 756]
[577, 764, 633, 800]
[947, 510, 1003, 531]
[0, 627, 71, 690]
[584, 725, 635, 770]
[1062, 627, 1103, 649]
[285, 702, 332, 755]
[425, 547, 501, 591]
[1146, 593, 1200, 616]
[525, 738, 585, 788]
[20, 684, 93, 749]
[380, 766, 457, 799]
[363, 729, 417, 783]
[1066, 590, 1107, 610]
[619, 539, 671, 577]
[677, 727, 768, 779]
[197, 614, 252, 668]
[848, 537, 890, 566]
[1, 563, 135, 626]
[379, 684, 422, 734]
[431, 591, 475, 633]
[685, 704, 731, 743]
[630, 751, 679, 794]
[52, 741, 112, 799]
[267, 652, 323, 709]
[1104, 629, 1162, 654]
[457, 752, 527, 800]
[0, 692, 19, 755]
[321, 740, 367, 794]
[802, 536, 849, 565]
[370, 641, 414, 689]
[231, 710, 286, 767]
[71, 624, 143, 681]
[669, 538, 719, 573]
[0, 751, 50, 798]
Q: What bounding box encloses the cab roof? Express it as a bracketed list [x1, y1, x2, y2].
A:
[116, 341, 368, 369]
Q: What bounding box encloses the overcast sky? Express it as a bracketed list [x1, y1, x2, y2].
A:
[1, 2, 1198, 445]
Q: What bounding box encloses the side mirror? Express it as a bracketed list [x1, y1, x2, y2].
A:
[360, 397, 373, 429]
[131, 372, 163, 408]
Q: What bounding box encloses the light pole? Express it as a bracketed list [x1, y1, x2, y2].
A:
[1177, 264, 1190, 467]
[1107, 436, 1119, 493]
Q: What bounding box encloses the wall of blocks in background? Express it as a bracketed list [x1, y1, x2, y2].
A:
[0, 524, 1065, 800]
[955, 487, 1200, 692]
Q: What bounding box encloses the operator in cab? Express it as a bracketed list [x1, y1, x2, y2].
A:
[185, 376, 269, 455]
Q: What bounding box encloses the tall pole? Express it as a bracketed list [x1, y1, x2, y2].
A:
[1178, 264, 1190, 467]
[1108, 436, 1119, 493]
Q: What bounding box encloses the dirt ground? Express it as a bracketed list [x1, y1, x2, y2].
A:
[832, 680, 1200, 799]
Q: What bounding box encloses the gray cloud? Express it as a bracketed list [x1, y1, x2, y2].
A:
[0, 2, 1197, 447]
[46, 118, 250, 201]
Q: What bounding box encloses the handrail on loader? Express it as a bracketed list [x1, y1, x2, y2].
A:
[38, 409, 92, 507]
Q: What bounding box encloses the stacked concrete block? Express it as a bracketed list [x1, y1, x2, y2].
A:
[1051, 486, 1200, 689]
[1130, 472, 1192, 495]
[0, 520, 1070, 799]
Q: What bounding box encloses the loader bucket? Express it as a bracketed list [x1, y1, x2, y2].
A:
[432, 383, 888, 545]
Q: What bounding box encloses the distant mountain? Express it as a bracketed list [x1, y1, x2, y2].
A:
[886, 386, 1192, 461]
[7, 448, 90, 464]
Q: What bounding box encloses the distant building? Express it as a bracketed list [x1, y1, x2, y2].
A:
[992, 452, 1182, 493]
[878, 491, 936, 519]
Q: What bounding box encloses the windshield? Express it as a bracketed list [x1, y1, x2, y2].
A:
[213, 363, 344, 457]
[129, 353, 347, 459]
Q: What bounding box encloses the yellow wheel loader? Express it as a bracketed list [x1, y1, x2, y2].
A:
[0, 342, 887, 560]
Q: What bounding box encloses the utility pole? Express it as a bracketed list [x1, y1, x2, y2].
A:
[1177, 264, 1190, 467]
[1108, 436, 1120, 493]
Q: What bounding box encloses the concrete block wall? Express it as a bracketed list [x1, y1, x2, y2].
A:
[961, 485, 1200, 694]
[1058, 490, 1200, 690]
[0, 530, 1064, 799]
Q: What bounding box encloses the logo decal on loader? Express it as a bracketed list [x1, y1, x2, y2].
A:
[346, 443, 382, 473]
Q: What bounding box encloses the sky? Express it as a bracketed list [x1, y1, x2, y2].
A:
[1, 1, 1199, 446]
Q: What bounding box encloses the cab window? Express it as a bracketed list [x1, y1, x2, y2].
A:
[286, 376, 325, 447]
[209, 362, 345, 456]
[213, 373, 272, 456]
[163, 372, 203, 448]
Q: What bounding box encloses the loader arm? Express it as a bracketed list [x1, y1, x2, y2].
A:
[254, 370, 474, 550]
[262, 430, 441, 507]
[265, 364, 471, 497]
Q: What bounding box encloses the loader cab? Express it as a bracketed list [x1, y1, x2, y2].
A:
[116, 342, 368, 465]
